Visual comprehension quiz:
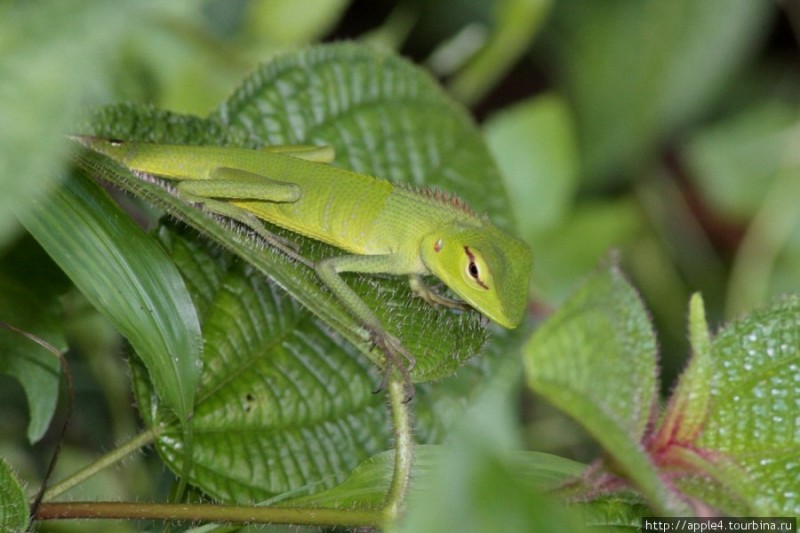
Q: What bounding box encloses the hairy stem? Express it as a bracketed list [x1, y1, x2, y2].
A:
[41, 428, 158, 502]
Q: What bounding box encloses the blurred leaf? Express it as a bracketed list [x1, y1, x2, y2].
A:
[683, 101, 800, 221]
[0, 0, 190, 247]
[543, 0, 774, 186]
[243, 0, 349, 47]
[17, 174, 203, 426]
[285, 445, 588, 512]
[0, 458, 29, 533]
[0, 277, 64, 444]
[399, 447, 587, 533]
[399, 359, 591, 533]
[673, 296, 800, 516]
[524, 265, 683, 513]
[530, 199, 642, 304]
[688, 101, 800, 317]
[447, 0, 552, 105]
[396, 356, 649, 531]
[726, 155, 800, 318]
[485, 93, 580, 239]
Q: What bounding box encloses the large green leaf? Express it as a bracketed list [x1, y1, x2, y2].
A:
[18, 174, 202, 426]
[524, 265, 683, 513]
[132, 225, 387, 502]
[672, 296, 800, 516]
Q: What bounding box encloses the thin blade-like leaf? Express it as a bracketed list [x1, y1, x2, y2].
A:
[17, 174, 202, 425]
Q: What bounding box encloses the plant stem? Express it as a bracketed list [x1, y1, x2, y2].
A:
[34, 501, 383, 527]
[41, 428, 158, 502]
[380, 376, 414, 524]
[34, 375, 415, 529]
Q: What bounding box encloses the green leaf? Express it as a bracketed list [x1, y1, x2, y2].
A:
[675, 296, 800, 516]
[213, 44, 516, 231]
[129, 222, 503, 503]
[543, 0, 774, 185]
[683, 101, 800, 221]
[398, 448, 588, 533]
[0, 458, 29, 533]
[17, 174, 202, 426]
[74, 43, 513, 503]
[397, 361, 592, 533]
[484, 93, 580, 239]
[0, 0, 191, 246]
[131, 224, 388, 502]
[447, 0, 552, 105]
[525, 265, 657, 441]
[653, 293, 713, 447]
[524, 265, 682, 513]
[243, 0, 349, 47]
[0, 277, 63, 444]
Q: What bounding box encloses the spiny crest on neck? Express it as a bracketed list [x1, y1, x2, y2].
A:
[396, 182, 477, 217]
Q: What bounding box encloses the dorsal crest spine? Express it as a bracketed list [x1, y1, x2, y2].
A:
[396, 182, 476, 217]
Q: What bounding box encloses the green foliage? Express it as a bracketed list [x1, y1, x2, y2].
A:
[0, 458, 29, 533]
[678, 296, 800, 514]
[131, 225, 388, 502]
[526, 266, 800, 517]
[524, 265, 679, 514]
[0, 270, 64, 443]
[543, 0, 774, 186]
[18, 175, 203, 427]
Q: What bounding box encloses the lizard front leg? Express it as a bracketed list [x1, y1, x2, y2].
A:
[316, 254, 416, 401]
[408, 274, 472, 311]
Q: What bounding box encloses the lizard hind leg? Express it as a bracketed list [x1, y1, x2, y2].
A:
[174, 181, 312, 267]
[173, 169, 314, 266]
[260, 144, 335, 164]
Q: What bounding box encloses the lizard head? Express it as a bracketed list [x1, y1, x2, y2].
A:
[420, 222, 532, 328]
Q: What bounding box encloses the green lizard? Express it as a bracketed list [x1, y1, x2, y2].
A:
[74, 137, 532, 392]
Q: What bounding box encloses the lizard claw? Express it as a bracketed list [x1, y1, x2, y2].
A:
[368, 329, 416, 402]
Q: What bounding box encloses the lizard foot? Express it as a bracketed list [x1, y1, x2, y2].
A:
[408, 275, 471, 311]
[369, 330, 416, 403]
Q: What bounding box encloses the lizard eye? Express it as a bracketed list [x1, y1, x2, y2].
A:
[467, 261, 480, 279]
[463, 246, 489, 290]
